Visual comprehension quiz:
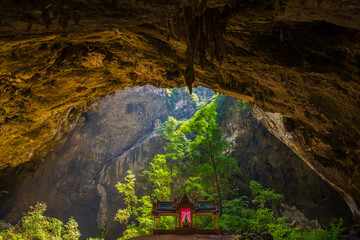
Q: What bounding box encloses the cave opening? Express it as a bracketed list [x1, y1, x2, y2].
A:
[0, 85, 354, 239]
[0, 1, 359, 238]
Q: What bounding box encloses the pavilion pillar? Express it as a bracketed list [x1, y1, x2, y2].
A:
[175, 214, 177, 229]
[158, 217, 160, 230]
[212, 216, 215, 229]
[195, 214, 197, 228]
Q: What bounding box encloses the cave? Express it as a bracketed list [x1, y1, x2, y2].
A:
[0, 0, 359, 239]
[0, 85, 354, 238]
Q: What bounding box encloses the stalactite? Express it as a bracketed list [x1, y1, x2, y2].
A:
[36, 0, 78, 28]
[167, 0, 232, 94]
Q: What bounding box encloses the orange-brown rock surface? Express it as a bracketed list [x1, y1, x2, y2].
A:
[0, 0, 359, 221]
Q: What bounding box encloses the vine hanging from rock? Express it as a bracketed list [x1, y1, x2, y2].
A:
[166, 0, 232, 94]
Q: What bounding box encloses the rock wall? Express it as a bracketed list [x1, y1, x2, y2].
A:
[0, 0, 359, 222]
[0, 87, 353, 239]
[217, 96, 353, 225]
[0, 86, 204, 238]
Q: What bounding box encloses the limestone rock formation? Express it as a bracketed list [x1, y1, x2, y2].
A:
[0, 87, 353, 239]
[218, 96, 352, 225]
[0, 86, 209, 238]
[0, 0, 359, 222]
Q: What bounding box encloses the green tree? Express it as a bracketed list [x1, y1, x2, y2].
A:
[162, 117, 190, 182]
[185, 176, 203, 195]
[180, 97, 240, 214]
[114, 170, 137, 228]
[114, 171, 154, 240]
[118, 196, 153, 240]
[134, 196, 153, 235]
[142, 154, 172, 200]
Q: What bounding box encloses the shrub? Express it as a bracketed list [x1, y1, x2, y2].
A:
[0, 202, 81, 240]
[63, 217, 81, 240]
[220, 181, 344, 240]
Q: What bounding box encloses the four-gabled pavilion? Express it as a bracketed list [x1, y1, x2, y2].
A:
[152, 193, 220, 234]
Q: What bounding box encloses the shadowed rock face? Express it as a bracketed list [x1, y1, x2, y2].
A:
[0, 87, 352, 239]
[0, 86, 202, 238]
[0, 0, 359, 221]
[218, 96, 353, 226]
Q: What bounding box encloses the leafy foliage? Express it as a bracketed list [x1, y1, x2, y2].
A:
[63, 217, 81, 240]
[114, 172, 153, 240]
[95, 226, 108, 239]
[143, 96, 240, 214]
[166, 88, 181, 110]
[114, 170, 137, 228]
[0, 202, 80, 240]
[114, 94, 344, 240]
[118, 196, 154, 240]
[220, 182, 344, 240]
[185, 176, 203, 195]
[161, 117, 188, 181]
[236, 100, 251, 113]
[250, 180, 284, 209]
[142, 154, 172, 200]
[179, 97, 241, 212]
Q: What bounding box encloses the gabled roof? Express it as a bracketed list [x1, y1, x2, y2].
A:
[152, 193, 220, 216]
[152, 200, 176, 215]
[178, 193, 193, 206]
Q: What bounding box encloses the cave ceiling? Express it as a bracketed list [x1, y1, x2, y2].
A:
[0, 0, 359, 221]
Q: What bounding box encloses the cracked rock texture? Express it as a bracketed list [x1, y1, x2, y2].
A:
[0, 0, 359, 222]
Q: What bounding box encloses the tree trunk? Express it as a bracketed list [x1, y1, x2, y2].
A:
[210, 143, 222, 215]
